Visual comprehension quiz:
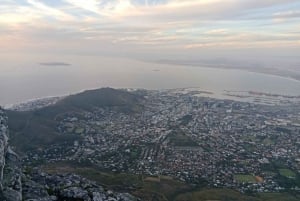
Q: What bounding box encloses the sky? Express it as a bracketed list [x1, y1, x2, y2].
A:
[1, 0, 300, 69]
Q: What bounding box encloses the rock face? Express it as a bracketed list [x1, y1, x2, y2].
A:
[0, 107, 138, 201]
[0, 107, 22, 201]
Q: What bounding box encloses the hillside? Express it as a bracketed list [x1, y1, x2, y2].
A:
[6, 88, 144, 152]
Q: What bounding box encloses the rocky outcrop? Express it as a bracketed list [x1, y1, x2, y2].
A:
[0, 108, 8, 186]
[0, 107, 22, 201]
[23, 170, 138, 201]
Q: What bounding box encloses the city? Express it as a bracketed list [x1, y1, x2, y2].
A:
[22, 89, 300, 194]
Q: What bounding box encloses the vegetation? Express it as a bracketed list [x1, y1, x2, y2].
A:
[258, 193, 300, 201]
[175, 189, 260, 201]
[179, 115, 193, 126]
[7, 109, 79, 152]
[168, 132, 198, 147]
[54, 87, 144, 114]
[279, 169, 296, 178]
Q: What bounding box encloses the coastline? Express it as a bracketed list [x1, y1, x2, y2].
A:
[153, 60, 300, 83]
[5, 87, 300, 112]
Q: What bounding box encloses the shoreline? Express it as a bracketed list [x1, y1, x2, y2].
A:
[153, 60, 300, 83]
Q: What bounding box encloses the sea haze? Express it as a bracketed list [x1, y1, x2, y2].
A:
[1, 55, 300, 107]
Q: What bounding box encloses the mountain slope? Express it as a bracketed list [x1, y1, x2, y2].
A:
[6, 88, 144, 152]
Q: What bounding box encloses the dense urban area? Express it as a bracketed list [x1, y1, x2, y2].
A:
[21, 89, 300, 195]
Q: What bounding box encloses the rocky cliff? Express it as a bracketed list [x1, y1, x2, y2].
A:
[0, 107, 138, 201]
[0, 107, 22, 201]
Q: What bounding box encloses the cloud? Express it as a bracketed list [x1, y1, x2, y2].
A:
[273, 10, 300, 19]
[0, 0, 299, 62]
[204, 29, 228, 35]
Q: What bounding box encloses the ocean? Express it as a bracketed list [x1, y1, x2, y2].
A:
[1, 56, 300, 106]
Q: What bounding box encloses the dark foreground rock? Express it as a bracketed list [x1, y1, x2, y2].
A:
[0, 108, 22, 201]
[23, 170, 138, 201]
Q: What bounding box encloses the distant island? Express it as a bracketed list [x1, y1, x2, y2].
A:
[39, 62, 71, 66]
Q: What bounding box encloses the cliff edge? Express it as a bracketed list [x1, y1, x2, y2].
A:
[0, 108, 22, 201]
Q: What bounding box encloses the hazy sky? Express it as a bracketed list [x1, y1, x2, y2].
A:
[1, 0, 300, 68]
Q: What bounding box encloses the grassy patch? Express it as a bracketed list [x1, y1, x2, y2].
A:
[168, 132, 198, 147]
[262, 138, 274, 146]
[75, 127, 84, 134]
[279, 169, 296, 178]
[234, 174, 257, 183]
[175, 188, 259, 201]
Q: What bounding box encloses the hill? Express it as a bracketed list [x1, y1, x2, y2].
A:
[6, 88, 144, 152]
[42, 87, 143, 115]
